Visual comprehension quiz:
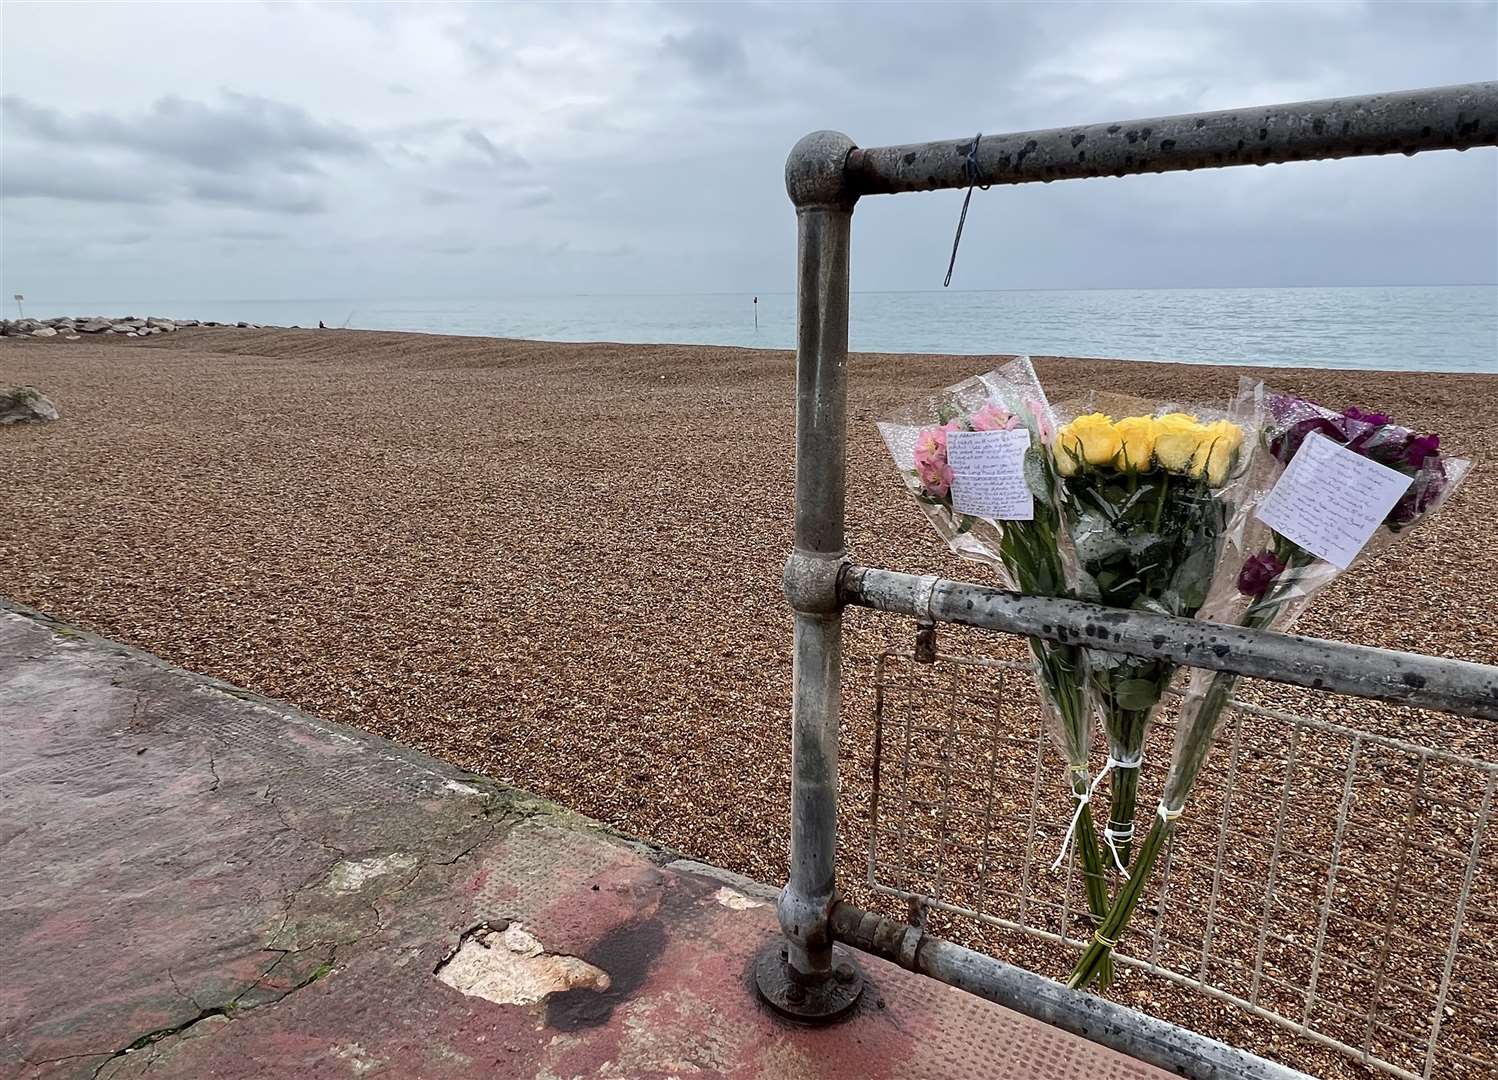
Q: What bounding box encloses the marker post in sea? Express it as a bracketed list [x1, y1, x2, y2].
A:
[753, 295, 758, 332]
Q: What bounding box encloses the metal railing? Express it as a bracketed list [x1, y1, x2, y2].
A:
[865, 648, 1496, 1080]
[756, 81, 1498, 1080]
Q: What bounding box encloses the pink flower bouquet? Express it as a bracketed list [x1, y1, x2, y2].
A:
[879, 356, 1118, 987]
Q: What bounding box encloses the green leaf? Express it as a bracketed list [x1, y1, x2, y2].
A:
[1171, 542, 1217, 612]
[1024, 447, 1053, 508]
[1112, 678, 1164, 712]
[1072, 568, 1103, 603]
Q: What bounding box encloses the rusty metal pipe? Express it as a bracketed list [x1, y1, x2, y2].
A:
[769, 133, 860, 1004]
[846, 82, 1498, 195]
[841, 565, 1498, 721]
[830, 903, 1312, 1080]
[766, 83, 1498, 1043]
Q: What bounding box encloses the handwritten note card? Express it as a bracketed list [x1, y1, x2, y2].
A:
[947, 429, 1034, 521]
[1254, 431, 1413, 570]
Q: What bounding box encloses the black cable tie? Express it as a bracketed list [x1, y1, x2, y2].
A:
[944, 132, 990, 288]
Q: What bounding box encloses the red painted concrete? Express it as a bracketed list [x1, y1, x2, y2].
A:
[0, 603, 1167, 1079]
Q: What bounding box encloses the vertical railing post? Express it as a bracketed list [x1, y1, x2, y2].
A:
[754, 131, 866, 1022]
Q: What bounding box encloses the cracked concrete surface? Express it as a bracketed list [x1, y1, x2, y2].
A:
[0, 600, 1167, 1079]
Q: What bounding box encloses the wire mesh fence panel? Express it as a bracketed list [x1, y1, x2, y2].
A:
[866, 649, 1497, 1080]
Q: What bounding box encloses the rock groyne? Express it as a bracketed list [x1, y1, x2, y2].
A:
[1, 316, 292, 340]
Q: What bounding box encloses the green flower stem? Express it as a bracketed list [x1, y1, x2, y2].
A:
[1072, 798, 1117, 991]
[1105, 762, 1141, 867]
[1029, 636, 1115, 990]
[999, 514, 1116, 988]
[1150, 472, 1170, 532]
[1067, 538, 1325, 987]
[1067, 815, 1174, 991]
[1091, 658, 1173, 869]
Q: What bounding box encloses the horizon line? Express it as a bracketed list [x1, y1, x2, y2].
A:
[10, 282, 1498, 306]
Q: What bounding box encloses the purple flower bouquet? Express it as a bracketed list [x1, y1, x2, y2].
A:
[1069, 382, 1471, 990]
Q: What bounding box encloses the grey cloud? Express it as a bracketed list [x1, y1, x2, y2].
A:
[462, 38, 505, 73]
[460, 128, 531, 171]
[2, 147, 328, 215]
[376, 117, 462, 141]
[661, 27, 749, 82]
[1, 154, 165, 205]
[388, 145, 433, 166]
[97, 231, 154, 246]
[188, 177, 326, 215]
[1, 0, 1493, 302]
[1, 92, 369, 174]
[419, 187, 467, 206]
[510, 187, 554, 209]
[215, 228, 285, 242]
[1, 91, 365, 215]
[422, 241, 478, 256]
[495, 238, 572, 258]
[492, 237, 636, 259]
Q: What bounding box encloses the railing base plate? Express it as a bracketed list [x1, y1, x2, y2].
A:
[753, 941, 864, 1024]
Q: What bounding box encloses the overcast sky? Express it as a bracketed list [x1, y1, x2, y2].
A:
[2, 1, 1495, 302]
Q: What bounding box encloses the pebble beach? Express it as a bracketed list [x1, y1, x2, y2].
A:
[2, 327, 1495, 1078]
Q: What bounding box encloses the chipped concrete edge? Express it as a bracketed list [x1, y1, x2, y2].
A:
[663, 860, 779, 902]
[0, 596, 778, 900]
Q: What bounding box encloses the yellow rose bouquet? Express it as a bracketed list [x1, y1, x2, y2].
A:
[1067, 383, 1471, 991]
[1050, 392, 1256, 884]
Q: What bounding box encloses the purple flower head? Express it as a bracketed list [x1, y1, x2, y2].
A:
[1389, 456, 1449, 529]
[1269, 415, 1345, 463]
[1342, 406, 1390, 427]
[1336, 406, 1395, 454]
[1237, 552, 1286, 598]
[1405, 433, 1441, 468]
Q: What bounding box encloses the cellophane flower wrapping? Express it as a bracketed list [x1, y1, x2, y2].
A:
[1050, 387, 1263, 872]
[878, 356, 1118, 987]
[1068, 381, 1471, 992]
[1162, 382, 1474, 812]
[878, 357, 1087, 760]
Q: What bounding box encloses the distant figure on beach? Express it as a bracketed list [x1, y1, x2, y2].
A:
[318, 320, 327, 329]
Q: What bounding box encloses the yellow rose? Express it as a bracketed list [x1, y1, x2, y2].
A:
[1193, 419, 1245, 485]
[1112, 415, 1156, 471]
[1152, 412, 1203, 473]
[1056, 413, 1121, 472]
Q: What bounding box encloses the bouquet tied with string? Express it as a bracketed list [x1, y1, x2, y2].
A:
[1067, 383, 1471, 990]
[1049, 392, 1258, 880]
[878, 356, 1118, 988]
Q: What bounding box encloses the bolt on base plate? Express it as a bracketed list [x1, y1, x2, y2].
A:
[753, 940, 865, 1024]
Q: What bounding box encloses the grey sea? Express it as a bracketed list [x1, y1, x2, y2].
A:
[27, 285, 1498, 374]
